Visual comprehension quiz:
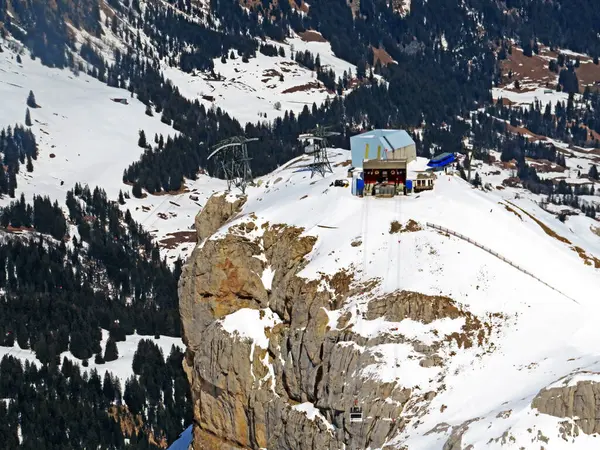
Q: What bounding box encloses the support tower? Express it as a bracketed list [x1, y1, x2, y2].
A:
[207, 136, 258, 194]
[298, 127, 340, 178]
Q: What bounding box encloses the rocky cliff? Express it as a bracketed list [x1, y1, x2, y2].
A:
[179, 192, 496, 450]
[178, 193, 496, 450]
[532, 374, 600, 439]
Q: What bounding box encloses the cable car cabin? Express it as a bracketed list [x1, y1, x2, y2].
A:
[349, 406, 363, 423]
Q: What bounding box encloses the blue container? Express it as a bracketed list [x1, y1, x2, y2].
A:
[356, 178, 365, 196]
[406, 179, 413, 191]
[351, 178, 357, 196]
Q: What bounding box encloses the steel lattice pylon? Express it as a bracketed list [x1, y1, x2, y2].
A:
[207, 136, 257, 194]
[298, 127, 340, 178]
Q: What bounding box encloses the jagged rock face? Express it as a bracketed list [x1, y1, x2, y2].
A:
[366, 291, 463, 323]
[532, 377, 600, 435]
[195, 193, 246, 242]
[179, 202, 487, 450]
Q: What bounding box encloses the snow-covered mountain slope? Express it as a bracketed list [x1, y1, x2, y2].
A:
[0, 40, 175, 203]
[164, 34, 357, 125]
[189, 150, 600, 449]
[0, 27, 360, 262]
[0, 40, 224, 262]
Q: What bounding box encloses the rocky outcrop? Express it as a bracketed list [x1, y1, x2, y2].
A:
[532, 376, 600, 435]
[195, 193, 246, 242]
[179, 205, 488, 450]
[366, 291, 464, 323]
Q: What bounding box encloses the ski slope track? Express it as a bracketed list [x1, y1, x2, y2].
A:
[207, 150, 600, 449]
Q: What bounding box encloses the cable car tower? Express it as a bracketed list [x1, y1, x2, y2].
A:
[298, 127, 339, 178]
[207, 136, 258, 194]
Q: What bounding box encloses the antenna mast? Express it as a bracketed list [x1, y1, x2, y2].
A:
[207, 136, 257, 194]
[298, 127, 339, 178]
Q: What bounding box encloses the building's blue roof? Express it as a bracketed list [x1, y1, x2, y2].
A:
[427, 152, 456, 167]
[378, 129, 415, 151]
[429, 152, 454, 163]
[350, 129, 415, 167]
[350, 129, 415, 153]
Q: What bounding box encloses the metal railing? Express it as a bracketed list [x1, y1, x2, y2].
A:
[426, 222, 579, 305]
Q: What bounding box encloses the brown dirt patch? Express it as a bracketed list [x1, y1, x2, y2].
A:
[150, 186, 189, 196]
[298, 30, 326, 43]
[500, 44, 600, 93]
[334, 159, 352, 167]
[494, 98, 516, 106]
[390, 219, 422, 234]
[159, 231, 197, 249]
[351, 239, 362, 247]
[372, 46, 394, 66]
[282, 81, 322, 94]
[499, 46, 556, 89]
[502, 177, 521, 188]
[591, 226, 600, 237]
[573, 246, 600, 269]
[575, 61, 600, 91]
[505, 122, 547, 142]
[499, 202, 523, 220]
[263, 69, 282, 78]
[526, 158, 566, 173]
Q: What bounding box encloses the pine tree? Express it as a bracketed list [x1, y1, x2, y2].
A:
[27, 90, 38, 108]
[16, 54, 22, 64]
[118, 190, 125, 204]
[145, 105, 153, 117]
[589, 165, 599, 180]
[26, 156, 33, 173]
[25, 108, 32, 126]
[132, 183, 143, 199]
[138, 130, 147, 148]
[94, 353, 105, 365]
[104, 337, 119, 362]
[103, 372, 117, 402]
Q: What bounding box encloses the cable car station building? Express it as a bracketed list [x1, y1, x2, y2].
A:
[350, 129, 417, 195]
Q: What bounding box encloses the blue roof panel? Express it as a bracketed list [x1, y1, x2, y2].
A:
[379, 130, 415, 151]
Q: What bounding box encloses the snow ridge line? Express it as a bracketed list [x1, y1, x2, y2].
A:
[425, 222, 580, 305]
